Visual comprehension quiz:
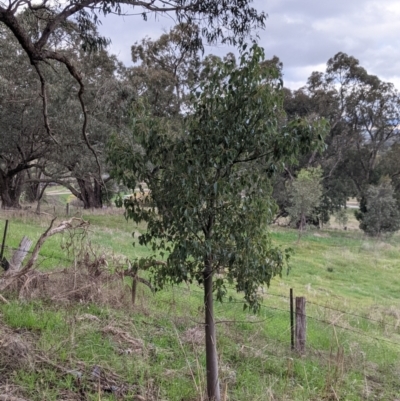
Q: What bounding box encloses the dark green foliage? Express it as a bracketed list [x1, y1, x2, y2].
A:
[0, 24, 50, 208]
[275, 52, 400, 226]
[109, 44, 326, 307]
[109, 45, 325, 399]
[356, 179, 400, 236]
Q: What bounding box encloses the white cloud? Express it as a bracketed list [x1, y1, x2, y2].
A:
[258, 0, 400, 89]
[98, 0, 400, 90]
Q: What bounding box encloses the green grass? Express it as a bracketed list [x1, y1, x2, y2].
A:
[2, 210, 400, 400]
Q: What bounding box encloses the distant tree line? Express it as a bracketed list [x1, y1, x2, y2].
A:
[2, 21, 400, 235]
[278, 52, 400, 236]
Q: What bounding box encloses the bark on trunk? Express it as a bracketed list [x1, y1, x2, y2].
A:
[24, 181, 40, 203]
[0, 171, 24, 209]
[25, 168, 42, 203]
[76, 177, 103, 209]
[204, 257, 220, 401]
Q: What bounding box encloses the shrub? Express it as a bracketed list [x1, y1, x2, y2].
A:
[356, 179, 400, 237]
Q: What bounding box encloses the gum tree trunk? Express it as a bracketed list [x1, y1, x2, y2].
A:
[0, 171, 24, 209]
[76, 177, 103, 209]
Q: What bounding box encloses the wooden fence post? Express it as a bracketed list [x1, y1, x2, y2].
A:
[66, 203, 70, 216]
[0, 220, 9, 261]
[295, 296, 306, 353]
[9, 236, 33, 271]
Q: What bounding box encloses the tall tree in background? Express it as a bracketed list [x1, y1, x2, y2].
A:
[0, 24, 50, 208]
[109, 45, 326, 401]
[275, 53, 400, 226]
[307, 53, 400, 194]
[128, 23, 201, 117]
[39, 46, 124, 209]
[0, 21, 123, 208]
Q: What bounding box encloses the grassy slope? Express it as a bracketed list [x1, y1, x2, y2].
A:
[1, 208, 400, 400]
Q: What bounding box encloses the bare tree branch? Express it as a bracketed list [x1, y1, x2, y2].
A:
[32, 61, 59, 145]
[0, 217, 89, 292]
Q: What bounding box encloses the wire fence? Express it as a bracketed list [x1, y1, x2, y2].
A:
[176, 283, 400, 379]
[2, 216, 400, 393]
[0, 243, 73, 265]
[2, 233, 400, 348]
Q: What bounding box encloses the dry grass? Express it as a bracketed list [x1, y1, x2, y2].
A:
[13, 260, 132, 310]
[0, 326, 36, 373]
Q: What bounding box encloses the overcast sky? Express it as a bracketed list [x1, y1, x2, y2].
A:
[98, 0, 400, 90]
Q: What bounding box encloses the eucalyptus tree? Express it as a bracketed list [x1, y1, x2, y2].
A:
[378, 143, 400, 205]
[39, 46, 125, 208]
[1, 17, 125, 208]
[0, 0, 268, 179]
[128, 23, 201, 117]
[287, 167, 323, 237]
[307, 53, 400, 195]
[275, 53, 400, 225]
[108, 44, 326, 401]
[0, 24, 50, 208]
[279, 86, 354, 224]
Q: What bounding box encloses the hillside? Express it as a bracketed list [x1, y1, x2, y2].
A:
[1, 207, 400, 400]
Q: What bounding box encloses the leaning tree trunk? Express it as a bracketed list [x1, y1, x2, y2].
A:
[76, 177, 103, 209]
[204, 256, 221, 401]
[0, 171, 25, 209]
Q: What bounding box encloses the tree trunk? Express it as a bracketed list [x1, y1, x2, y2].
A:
[297, 212, 306, 242]
[0, 171, 24, 209]
[36, 183, 48, 214]
[76, 177, 103, 209]
[25, 168, 43, 203]
[204, 257, 220, 401]
[24, 181, 40, 203]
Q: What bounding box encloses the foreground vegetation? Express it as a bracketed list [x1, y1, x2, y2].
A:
[1, 207, 400, 400]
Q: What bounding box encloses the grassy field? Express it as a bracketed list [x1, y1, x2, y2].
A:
[1, 205, 400, 400]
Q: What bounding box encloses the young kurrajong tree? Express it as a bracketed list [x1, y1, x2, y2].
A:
[108, 44, 326, 401]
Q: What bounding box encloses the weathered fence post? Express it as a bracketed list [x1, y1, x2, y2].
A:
[290, 288, 294, 350]
[0, 220, 9, 262]
[295, 296, 306, 353]
[9, 236, 33, 271]
[66, 203, 70, 216]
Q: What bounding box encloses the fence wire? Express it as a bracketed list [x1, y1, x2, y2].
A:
[2, 216, 400, 396]
[177, 284, 400, 378]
